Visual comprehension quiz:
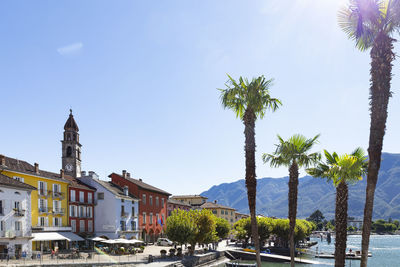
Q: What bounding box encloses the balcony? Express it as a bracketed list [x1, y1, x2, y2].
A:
[121, 211, 128, 218]
[38, 189, 52, 198]
[52, 191, 65, 199]
[38, 207, 52, 214]
[13, 209, 25, 217]
[52, 208, 65, 215]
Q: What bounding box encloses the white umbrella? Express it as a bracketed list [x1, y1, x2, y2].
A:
[91, 237, 106, 241]
[114, 238, 131, 244]
[127, 239, 144, 244]
[101, 239, 118, 244]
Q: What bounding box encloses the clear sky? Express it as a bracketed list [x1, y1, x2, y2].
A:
[1, 0, 399, 195]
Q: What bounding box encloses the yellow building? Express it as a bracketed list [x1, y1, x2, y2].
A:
[0, 155, 71, 250]
[200, 201, 236, 225]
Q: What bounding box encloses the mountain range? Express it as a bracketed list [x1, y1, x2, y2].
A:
[201, 152, 400, 220]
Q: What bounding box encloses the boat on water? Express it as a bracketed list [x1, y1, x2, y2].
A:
[316, 250, 372, 260]
[225, 262, 257, 267]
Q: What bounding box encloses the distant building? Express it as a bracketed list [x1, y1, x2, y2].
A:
[109, 171, 170, 243]
[170, 195, 208, 208]
[0, 173, 36, 258]
[348, 219, 363, 230]
[167, 199, 191, 216]
[200, 201, 236, 225]
[79, 172, 139, 240]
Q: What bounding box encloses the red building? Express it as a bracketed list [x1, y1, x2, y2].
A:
[65, 174, 96, 236]
[109, 171, 170, 242]
[167, 199, 191, 216]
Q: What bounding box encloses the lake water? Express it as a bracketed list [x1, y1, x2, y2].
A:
[222, 235, 400, 267]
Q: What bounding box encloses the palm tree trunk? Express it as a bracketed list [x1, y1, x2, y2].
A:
[361, 32, 395, 267]
[335, 181, 348, 267]
[243, 108, 261, 267]
[288, 161, 299, 267]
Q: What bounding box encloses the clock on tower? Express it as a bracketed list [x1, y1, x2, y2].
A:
[61, 110, 82, 178]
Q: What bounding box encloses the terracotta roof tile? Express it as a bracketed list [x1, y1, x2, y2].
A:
[109, 173, 171, 196]
[0, 173, 36, 191]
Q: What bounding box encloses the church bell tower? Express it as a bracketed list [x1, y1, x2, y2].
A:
[61, 109, 82, 178]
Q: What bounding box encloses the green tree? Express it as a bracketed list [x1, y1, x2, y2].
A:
[219, 74, 281, 266]
[166, 209, 196, 246]
[215, 217, 231, 239]
[393, 220, 400, 229]
[307, 210, 325, 230]
[338, 1, 400, 265]
[263, 134, 320, 267]
[307, 148, 367, 267]
[189, 209, 217, 247]
[233, 217, 251, 244]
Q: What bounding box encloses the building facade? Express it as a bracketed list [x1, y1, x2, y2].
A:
[0, 173, 35, 259]
[167, 199, 191, 216]
[200, 201, 236, 225]
[170, 195, 208, 209]
[79, 172, 139, 239]
[109, 171, 170, 243]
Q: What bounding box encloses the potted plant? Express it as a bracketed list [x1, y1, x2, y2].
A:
[169, 248, 176, 257]
[160, 249, 167, 258]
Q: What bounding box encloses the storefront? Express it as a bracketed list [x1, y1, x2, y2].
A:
[32, 232, 84, 252]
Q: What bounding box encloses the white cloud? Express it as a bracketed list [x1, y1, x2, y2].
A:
[57, 42, 83, 56]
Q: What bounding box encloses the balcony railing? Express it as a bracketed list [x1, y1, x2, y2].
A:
[52, 208, 65, 215]
[38, 189, 52, 197]
[121, 211, 128, 218]
[38, 207, 52, 214]
[52, 191, 65, 199]
[13, 209, 25, 217]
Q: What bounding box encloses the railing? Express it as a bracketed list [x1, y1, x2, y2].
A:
[13, 209, 25, 217]
[121, 211, 128, 217]
[53, 191, 65, 199]
[38, 189, 52, 197]
[53, 208, 65, 215]
[38, 207, 52, 214]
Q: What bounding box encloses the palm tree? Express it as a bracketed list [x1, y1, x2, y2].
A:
[262, 134, 320, 267]
[307, 148, 368, 267]
[338, 1, 400, 265]
[219, 75, 281, 266]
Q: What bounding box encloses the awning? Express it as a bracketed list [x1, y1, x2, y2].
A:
[32, 232, 84, 242]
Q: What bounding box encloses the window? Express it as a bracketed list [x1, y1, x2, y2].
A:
[88, 220, 93, 232]
[69, 205, 75, 217]
[131, 220, 136, 231]
[143, 212, 146, 224]
[87, 207, 92, 218]
[121, 199, 124, 203]
[161, 214, 165, 225]
[39, 217, 47, 227]
[97, 192, 104, 200]
[142, 194, 146, 205]
[14, 201, 21, 211]
[67, 146, 72, 157]
[53, 184, 60, 194]
[38, 199, 47, 212]
[38, 181, 47, 195]
[80, 220, 85, 232]
[71, 220, 76, 232]
[121, 205, 125, 216]
[150, 196, 153, 206]
[0, 200, 3, 215]
[156, 197, 159, 207]
[71, 190, 76, 202]
[15, 221, 22, 231]
[54, 217, 62, 227]
[0, 221, 4, 231]
[13, 176, 24, 182]
[88, 193, 92, 204]
[79, 191, 85, 203]
[79, 206, 85, 217]
[149, 213, 153, 225]
[132, 206, 135, 217]
[120, 221, 126, 231]
[212, 210, 217, 215]
[156, 213, 159, 224]
[161, 198, 165, 207]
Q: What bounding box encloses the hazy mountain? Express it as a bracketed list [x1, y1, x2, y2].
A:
[201, 152, 400, 220]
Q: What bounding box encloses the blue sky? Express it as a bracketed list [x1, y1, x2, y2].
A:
[1, 0, 399, 195]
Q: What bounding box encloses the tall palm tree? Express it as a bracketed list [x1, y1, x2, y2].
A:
[219, 75, 281, 266]
[338, 1, 400, 265]
[262, 134, 320, 267]
[307, 148, 368, 267]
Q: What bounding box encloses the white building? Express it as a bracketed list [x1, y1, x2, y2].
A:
[79, 171, 139, 239]
[0, 173, 36, 259]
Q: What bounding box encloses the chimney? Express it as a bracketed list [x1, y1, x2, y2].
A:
[88, 171, 94, 176]
[81, 171, 86, 176]
[122, 170, 127, 178]
[0, 155, 5, 166]
[34, 163, 39, 174]
[214, 200, 217, 204]
[60, 169, 65, 179]
[139, 178, 142, 182]
[127, 172, 130, 178]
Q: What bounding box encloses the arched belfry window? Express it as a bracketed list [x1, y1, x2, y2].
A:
[67, 134, 71, 141]
[67, 146, 72, 157]
[73, 134, 76, 141]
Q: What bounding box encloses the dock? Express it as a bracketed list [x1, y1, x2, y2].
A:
[226, 250, 329, 265]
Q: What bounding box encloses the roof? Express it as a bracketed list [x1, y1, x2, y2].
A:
[64, 176, 96, 191]
[167, 198, 191, 207]
[201, 202, 236, 211]
[171, 195, 207, 199]
[0, 173, 36, 191]
[109, 173, 171, 196]
[64, 110, 79, 131]
[0, 155, 70, 183]
[96, 179, 139, 200]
